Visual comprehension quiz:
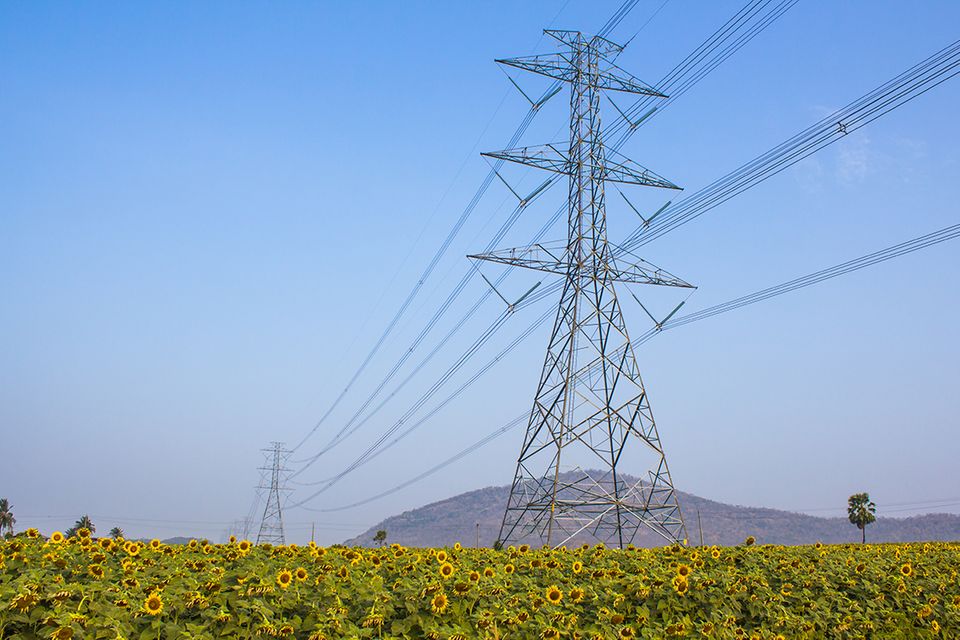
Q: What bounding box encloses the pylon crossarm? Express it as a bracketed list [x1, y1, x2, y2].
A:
[470, 242, 693, 288]
[481, 144, 679, 189]
[498, 52, 667, 97]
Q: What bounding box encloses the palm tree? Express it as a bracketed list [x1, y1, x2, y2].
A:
[66, 515, 96, 538]
[848, 493, 877, 543]
[109, 527, 124, 539]
[0, 498, 15, 537]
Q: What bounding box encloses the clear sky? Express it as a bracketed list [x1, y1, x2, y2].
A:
[2, 1, 959, 544]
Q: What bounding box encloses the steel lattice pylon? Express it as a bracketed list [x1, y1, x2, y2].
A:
[472, 30, 692, 548]
[256, 442, 291, 545]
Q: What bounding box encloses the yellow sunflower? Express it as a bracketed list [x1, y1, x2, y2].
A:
[483, 567, 495, 578]
[88, 564, 104, 579]
[430, 592, 448, 614]
[143, 593, 163, 616]
[570, 587, 585, 603]
[50, 626, 74, 640]
[901, 563, 913, 577]
[545, 585, 563, 605]
[49, 531, 65, 544]
[541, 627, 559, 639]
[276, 569, 293, 589]
[439, 562, 455, 579]
[572, 560, 583, 574]
[504, 563, 515, 574]
[677, 563, 692, 578]
[237, 540, 252, 554]
[295, 567, 308, 582]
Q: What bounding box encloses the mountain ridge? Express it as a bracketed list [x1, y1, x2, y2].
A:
[343, 478, 960, 547]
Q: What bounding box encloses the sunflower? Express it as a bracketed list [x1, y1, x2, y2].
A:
[454, 582, 470, 595]
[673, 577, 689, 596]
[276, 569, 293, 589]
[10, 592, 39, 613]
[677, 564, 692, 578]
[572, 561, 583, 574]
[519, 544, 530, 553]
[453, 542, 462, 551]
[337, 566, 349, 579]
[436, 550, 448, 562]
[50, 626, 74, 640]
[143, 593, 163, 616]
[49, 531, 65, 544]
[229, 535, 237, 544]
[149, 539, 162, 550]
[439, 562, 455, 579]
[88, 564, 104, 579]
[917, 605, 933, 619]
[238, 540, 252, 554]
[469, 570, 481, 582]
[483, 567, 495, 578]
[744, 536, 756, 546]
[26, 528, 39, 538]
[540, 627, 559, 640]
[295, 567, 308, 582]
[430, 592, 448, 614]
[545, 585, 563, 605]
[901, 563, 913, 577]
[711, 549, 721, 559]
[504, 563, 516, 574]
[570, 587, 585, 603]
[619, 628, 635, 638]
[76, 527, 91, 539]
[780, 583, 793, 596]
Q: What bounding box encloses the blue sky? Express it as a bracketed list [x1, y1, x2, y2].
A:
[2, 1, 959, 543]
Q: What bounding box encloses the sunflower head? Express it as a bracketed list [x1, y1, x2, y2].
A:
[76, 528, 91, 539]
[540, 627, 559, 640]
[483, 567, 495, 578]
[901, 563, 913, 577]
[276, 569, 293, 589]
[430, 592, 448, 614]
[504, 563, 515, 574]
[295, 567, 308, 582]
[545, 585, 563, 604]
[744, 536, 756, 546]
[677, 564, 692, 577]
[572, 560, 583, 574]
[143, 593, 163, 616]
[49, 531, 65, 544]
[51, 626, 74, 640]
[570, 587, 585, 603]
[26, 528, 40, 538]
[238, 540, 252, 554]
[439, 562, 455, 579]
[88, 564, 104, 579]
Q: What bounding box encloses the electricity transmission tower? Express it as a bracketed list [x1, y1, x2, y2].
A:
[256, 442, 291, 545]
[471, 30, 692, 548]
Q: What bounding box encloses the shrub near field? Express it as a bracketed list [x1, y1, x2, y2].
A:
[1, 530, 958, 639]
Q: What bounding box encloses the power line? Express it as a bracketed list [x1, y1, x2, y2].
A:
[311, 219, 959, 513]
[289, 0, 796, 474]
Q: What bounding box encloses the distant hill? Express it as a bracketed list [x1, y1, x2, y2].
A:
[344, 476, 960, 547]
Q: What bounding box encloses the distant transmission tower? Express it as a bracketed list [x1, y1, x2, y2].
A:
[256, 442, 291, 545]
[471, 30, 692, 548]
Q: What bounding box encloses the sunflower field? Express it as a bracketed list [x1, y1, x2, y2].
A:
[1, 529, 958, 640]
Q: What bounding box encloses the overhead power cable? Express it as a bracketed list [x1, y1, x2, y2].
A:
[290, 0, 794, 468]
[289, 0, 645, 455]
[311, 220, 960, 512]
[288, 35, 960, 504]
